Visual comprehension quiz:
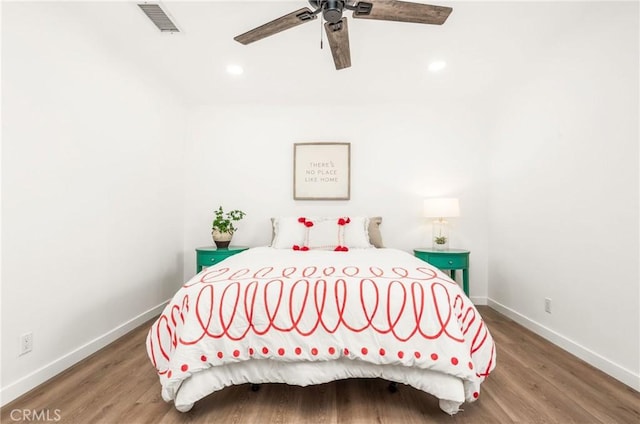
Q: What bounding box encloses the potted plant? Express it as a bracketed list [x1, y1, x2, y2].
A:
[212, 206, 246, 249]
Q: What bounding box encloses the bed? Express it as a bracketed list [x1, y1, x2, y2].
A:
[146, 217, 496, 415]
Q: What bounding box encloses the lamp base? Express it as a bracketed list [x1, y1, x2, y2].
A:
[432, 220, 450, 251]
[433, 242, 448, 251]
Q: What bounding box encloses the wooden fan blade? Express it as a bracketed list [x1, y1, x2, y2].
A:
[324, 18, 352, 70]
[352, 1, 452, 25]
[234, 8, 317, 45]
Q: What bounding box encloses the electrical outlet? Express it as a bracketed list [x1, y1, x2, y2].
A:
[20, 332, 33, 355]
[544, 298, 552, 314]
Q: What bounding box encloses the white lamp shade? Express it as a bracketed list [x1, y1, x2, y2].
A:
[424, 198, 460, 218]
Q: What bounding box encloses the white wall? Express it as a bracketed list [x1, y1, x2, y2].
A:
[487, 2, 639, 389]
[1, 3, 186, 403]
[182, 101, 490, 303]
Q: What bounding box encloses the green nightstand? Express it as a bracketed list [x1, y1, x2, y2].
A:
[413, 248, 470, 296]
[196, 246, 249, 273]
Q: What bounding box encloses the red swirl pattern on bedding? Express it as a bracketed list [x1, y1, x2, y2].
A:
[147, 247, 495, 406]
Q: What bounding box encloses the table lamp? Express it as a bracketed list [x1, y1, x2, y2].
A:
[423, 198, 460, 250]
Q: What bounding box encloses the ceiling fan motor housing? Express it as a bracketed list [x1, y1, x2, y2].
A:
[309, 0, 345, 23]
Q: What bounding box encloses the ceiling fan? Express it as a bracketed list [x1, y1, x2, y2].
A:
[234, 1, 453, 70]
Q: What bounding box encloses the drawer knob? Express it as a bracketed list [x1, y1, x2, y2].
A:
[210, 258, 216, 262]
[448, 260, 453, 264]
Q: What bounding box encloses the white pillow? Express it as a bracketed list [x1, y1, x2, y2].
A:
[271, 217, 306, 248]
[307, 217, 343, 250]
[343, 216, 374, 248]
[271, 216, 373, 250]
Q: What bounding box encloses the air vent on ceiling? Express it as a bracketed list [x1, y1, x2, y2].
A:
[138, 3, 179, 32]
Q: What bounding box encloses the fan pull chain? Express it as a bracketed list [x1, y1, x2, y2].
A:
[320, 15, 323, 49]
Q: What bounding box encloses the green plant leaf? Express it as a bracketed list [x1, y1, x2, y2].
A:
[212, 206, 246, 235]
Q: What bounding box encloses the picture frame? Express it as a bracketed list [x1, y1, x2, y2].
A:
[293, 142, 351, 200]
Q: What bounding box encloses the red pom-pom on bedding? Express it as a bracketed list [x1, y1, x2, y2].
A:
[298, 217, 306, 223]
[334, 246, 349, 252]
[304, 221, 314, 227]
[301, 246, 310, 251]
[337, 217, 351, 226]
[293, 245, 301, 251]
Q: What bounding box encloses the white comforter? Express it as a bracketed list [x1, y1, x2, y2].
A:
[147, 247, 495, 414]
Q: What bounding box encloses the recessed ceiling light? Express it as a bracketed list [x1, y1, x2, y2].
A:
[226, 64, 244, 76]
[428, 61, 447, 72]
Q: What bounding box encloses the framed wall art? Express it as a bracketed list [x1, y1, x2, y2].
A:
[293, 142, 351, 200]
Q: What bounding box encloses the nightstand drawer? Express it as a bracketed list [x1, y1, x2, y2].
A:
[413, 249, 470, 270]
[424, 254, 468, 269]
[198, 252, 226, 267]
[196, 246, 249, 273]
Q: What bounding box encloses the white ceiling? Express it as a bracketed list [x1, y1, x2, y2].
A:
[65, 1, 580, 106]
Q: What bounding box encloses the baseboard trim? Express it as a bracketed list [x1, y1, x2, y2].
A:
[0, 300, 169, 406]
[487, 298, 640, 391]
[470, 296, 487, 305]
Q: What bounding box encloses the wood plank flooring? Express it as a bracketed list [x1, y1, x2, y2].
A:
[2, 306, 638, 423]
